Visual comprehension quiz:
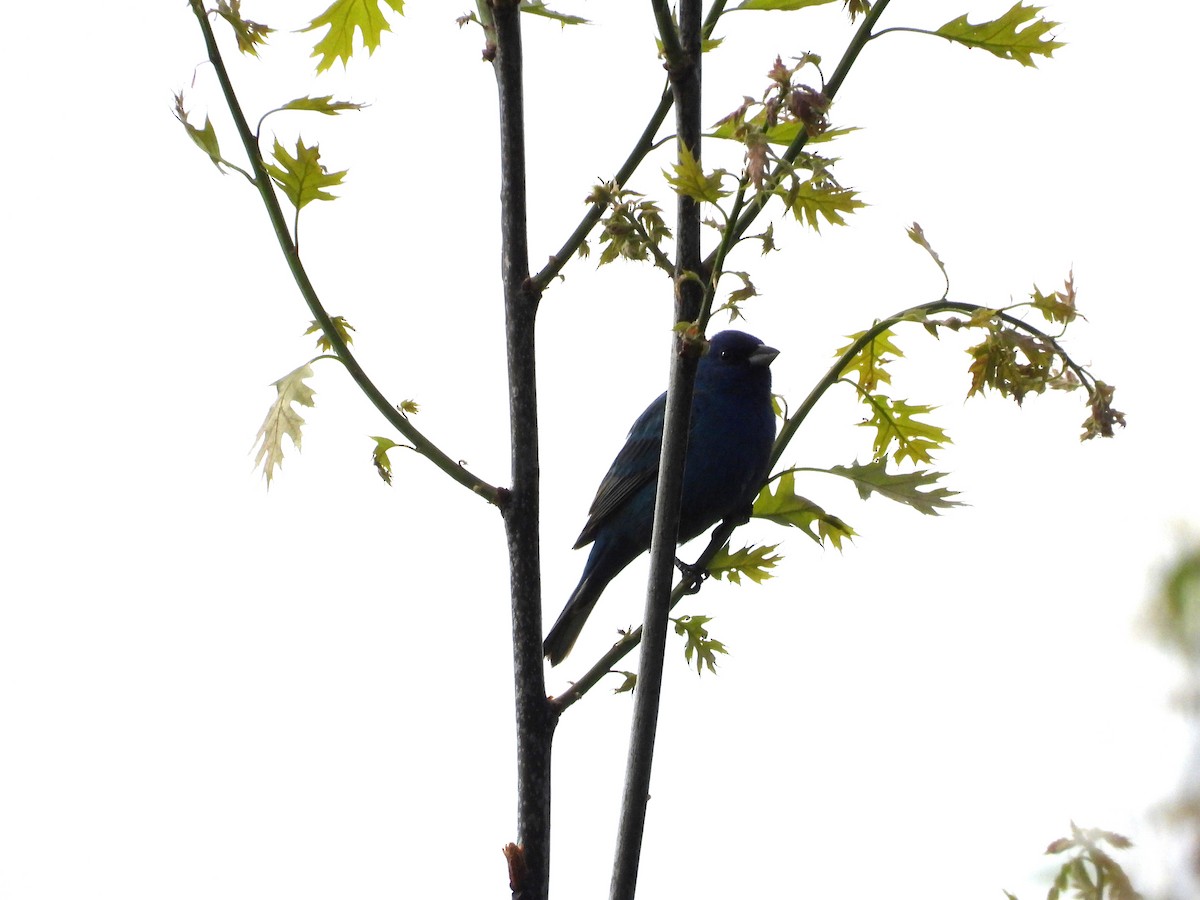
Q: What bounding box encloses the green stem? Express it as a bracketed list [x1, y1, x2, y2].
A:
[649, 0, 684, 68]
[186, 0, 502, 505]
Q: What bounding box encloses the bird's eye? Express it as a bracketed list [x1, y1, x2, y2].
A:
[720, 350, 731, 361]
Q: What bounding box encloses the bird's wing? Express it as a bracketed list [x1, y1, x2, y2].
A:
[573, 394, 665, 548]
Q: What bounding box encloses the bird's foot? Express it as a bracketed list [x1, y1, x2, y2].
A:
[675, 557, 709, 594]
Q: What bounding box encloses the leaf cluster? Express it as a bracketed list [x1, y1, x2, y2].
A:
[710, 53, 864, 230]
[588, 181, 673, 270]
[1006, 823, 1142, 900]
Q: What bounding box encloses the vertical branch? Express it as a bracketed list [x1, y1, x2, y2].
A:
[610, 2, 704, 899]
[491, 3, 554, 899]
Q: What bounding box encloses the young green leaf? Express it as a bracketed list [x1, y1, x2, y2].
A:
[707, 543, 782, 584]
[735, 0, 838, 10]
[778, 178, 864, 231]
[1039, 825, 1143, 900]
[215, 0, 272, 56]
[305, 315, 356, 352]
[664, 145, 731, 204]
[845, 0, 872, 21]
[280, 95, 368, 115]
[520, 1, 589, 25]
[753, 471, 856, 549]
[966, 326, 1057, 404]
[835, 327, 903, 393]
[370, 435, 400, 485]
[906, 222, 948, 283]
[858, 395, 950, 465]
[935, 2, 1064, 68]
[672, 615, 728, 675]
[710, 111, 858, 148]
[173, 93, 227, 171]
[304, 0, 406, 73]
[253, 364, 317, 485]
[594, 185, 671, 268]
[265, 138, 347, 209]
[715, 271, 758, 321]
[826, 458, 964, 516]
[1081, 381, 1125, 441]
[1031, 270, 1079, 325]
[612, 671, 637, 694]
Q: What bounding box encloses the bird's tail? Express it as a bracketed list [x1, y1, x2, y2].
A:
[543, 573, 604, 666]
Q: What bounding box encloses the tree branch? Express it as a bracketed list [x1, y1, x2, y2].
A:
[186, 0, 502, 505]
[610, 2, 704, 897]
[491, 4, 555, 899]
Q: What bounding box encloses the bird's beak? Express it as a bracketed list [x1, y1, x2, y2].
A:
[749, 344, 779, 367]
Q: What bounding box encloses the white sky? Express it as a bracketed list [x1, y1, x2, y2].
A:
[3, 1, 1198, 898]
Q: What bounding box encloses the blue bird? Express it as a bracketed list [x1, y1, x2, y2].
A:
[544, 330, 779, 665]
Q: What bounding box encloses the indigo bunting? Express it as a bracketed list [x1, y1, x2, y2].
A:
[543, 330, 779, 665]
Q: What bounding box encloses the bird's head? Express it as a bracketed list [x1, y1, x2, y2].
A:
[703, 330, 779, 369]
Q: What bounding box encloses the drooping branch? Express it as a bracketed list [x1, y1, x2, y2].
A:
[186, 0, 502, 505]
[552, 294, 1106, 711]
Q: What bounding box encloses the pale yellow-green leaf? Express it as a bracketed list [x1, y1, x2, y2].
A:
[753, 471, 855, 550]
[265, 138, 347, 209]
[215, 0, 273, 55]
[935, 2, 1064, 68]
[280, 95, 367, 115]
[707, 543, 782, 584]
[370, 435, 399, 485]
[304, 0, 406, 72]
[254, 364, 317, 486]
[304, 315, 356, 352]
[835, 327, 903, 393]
[858, 395, 950, 465]
[664, 145, 731, 204]
[173, 93, 227, 171]
[780, 179, 864, 230]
